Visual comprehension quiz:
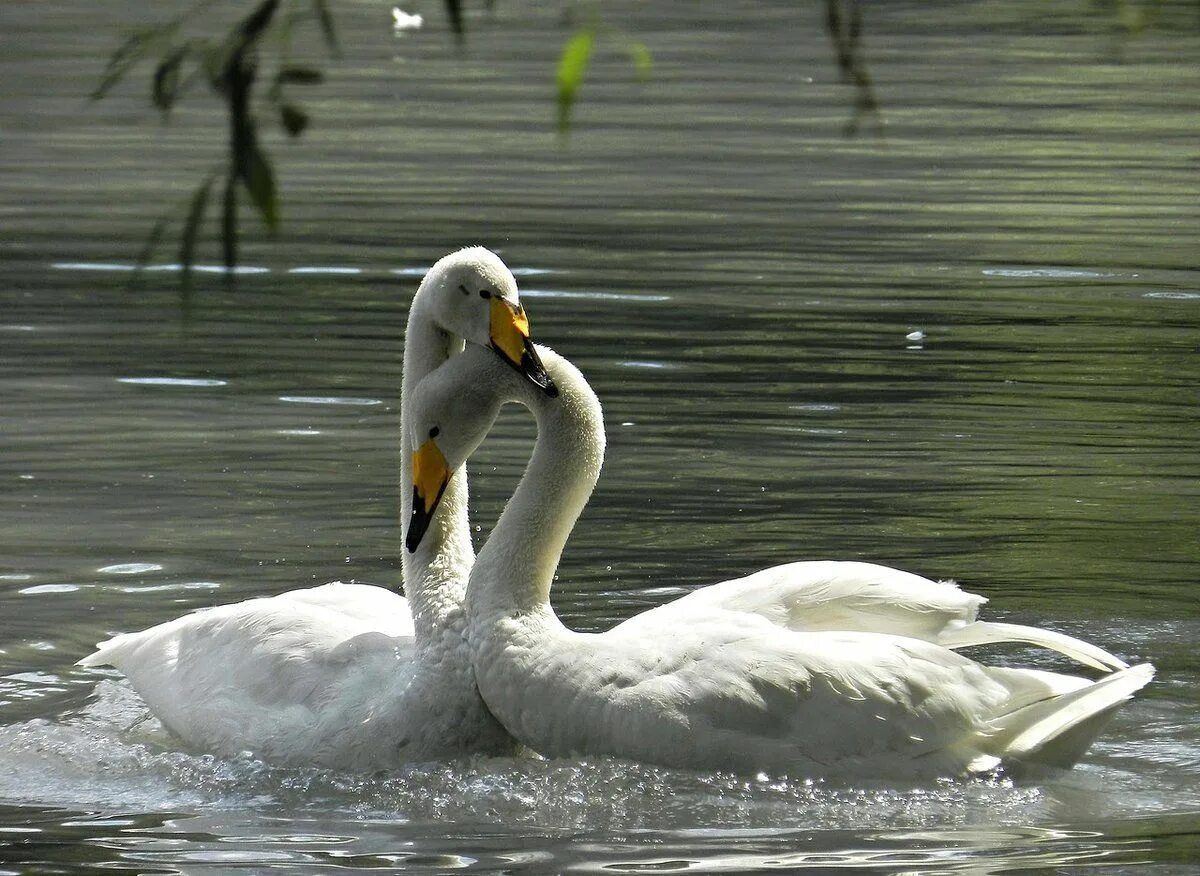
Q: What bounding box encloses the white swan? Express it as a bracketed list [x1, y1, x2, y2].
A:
[405, 344, 1155, 780]
[78, 247, 553, 769]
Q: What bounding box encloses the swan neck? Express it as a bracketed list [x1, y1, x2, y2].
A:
[470, 362, 604, 620]
[400, 299, 473, 637]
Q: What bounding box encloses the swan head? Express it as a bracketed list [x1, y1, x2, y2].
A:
[418, 247, 557, 397]
[405, 346, 511, 553]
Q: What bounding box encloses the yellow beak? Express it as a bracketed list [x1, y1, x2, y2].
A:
[489, 297, 557, 397]
[406, 438, 450, 552]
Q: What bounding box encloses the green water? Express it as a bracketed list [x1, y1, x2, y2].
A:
[2, 0, 1198, 871]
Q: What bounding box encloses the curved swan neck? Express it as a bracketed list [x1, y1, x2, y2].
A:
[401, 295, 473, 636]
[469, 356, 605, 620]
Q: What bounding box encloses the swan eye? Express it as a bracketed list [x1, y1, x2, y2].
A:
[429, 426, 440, 438]
[458, 284, 469, 296]
[479, 289, 492, 300]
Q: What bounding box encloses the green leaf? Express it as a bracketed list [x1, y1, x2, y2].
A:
[556, 28, 594, 134]
[239, 135, 279, 232]
[280, 103, 309, 137]
[625, 39, 652, 81]
[278, 66, 323, 84]
[180, 174, 216, 278]
[312, 0, 340, 56]
[152, 45, 190, 112]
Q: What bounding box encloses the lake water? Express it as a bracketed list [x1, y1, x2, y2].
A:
[2, 0, 1199, 871]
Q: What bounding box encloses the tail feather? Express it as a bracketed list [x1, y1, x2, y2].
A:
[985, 662, 1155, 773]
[77, 633, 136, 668]
[939, 621, 1128, 672]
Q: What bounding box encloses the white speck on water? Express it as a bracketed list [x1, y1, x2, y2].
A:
[906, 330, 926, 342]
[114, 581, 221, 594]
[19, 584, 84, 595]
[791, 403, 841, 413]
[278, 396, 383, 406]
[522, 289, 671, 302]
[1143, 291, 1199, 300]
[287, 266, 363, 275]
[98, 563, 164, 575]
[118, 377, 228, 388]
[982, 267, 1116, 279]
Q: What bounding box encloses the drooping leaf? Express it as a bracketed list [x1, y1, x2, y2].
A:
[239, 135, 280, 232]
[279, 103, 309, 137]
[312, 0, 340, 56]
[556, 28, 594, 134]
[278, 66, 323, 85]
[93, 27, 169, 100]
[180, 173, 216, 278]
[221, 171, 238, 272]
[152, 45, 190, 113]
[240, 0, 281, 44]
[134, 212, 172, 274]
[444, 0, 465, 39]
[624, 39, 653, 81]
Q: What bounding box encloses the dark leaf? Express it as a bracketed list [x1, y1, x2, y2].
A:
[556, 28, 594, 134]
[221, 171, 238, 272]
[444, 0, 464, 38]
[280, 103, 309, 137]
[134, 213, 171, 273]
[312, 0, 340, 56]
[240, 0, 281, 43]
[92, 27, 167, 100]
[278, 66, 323, 84]
[180, 174, 216, 278]
[239, 135, 280, 232]
[152, 45, 190, 112]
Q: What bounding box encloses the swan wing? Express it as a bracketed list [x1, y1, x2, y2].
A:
[633, 561, 982, 640]
[555, 616, 1152, 779]
[628, 561, 1126, 671]
[78, 583, 416, 762]
[578, 617, 1014, 778]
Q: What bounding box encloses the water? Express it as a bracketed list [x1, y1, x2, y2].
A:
[2, 0, 1199, 871]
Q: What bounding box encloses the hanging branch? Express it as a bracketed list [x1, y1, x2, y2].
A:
[824, 0, 882, 137]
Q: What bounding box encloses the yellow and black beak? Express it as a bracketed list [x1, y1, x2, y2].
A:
[489, 297, 558, 397]
[406, 437, 451, 553]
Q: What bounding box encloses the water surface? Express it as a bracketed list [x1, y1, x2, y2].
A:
[2, 0, 1199, 871]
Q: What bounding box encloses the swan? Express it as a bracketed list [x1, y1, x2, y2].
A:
[78, 246, 553, 769]
[405, 343, 1155, 780]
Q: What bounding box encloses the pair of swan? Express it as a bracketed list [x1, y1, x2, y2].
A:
[82, 248, 1153, 779]
[79, 247, 552, 768]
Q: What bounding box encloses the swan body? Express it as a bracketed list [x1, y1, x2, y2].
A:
[406, 344, 1154, 780]
[79, 247, 551, 768]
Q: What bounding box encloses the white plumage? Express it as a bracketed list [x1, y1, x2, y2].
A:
[405, 344, 1154, 780]
[78, 247, 549, 768]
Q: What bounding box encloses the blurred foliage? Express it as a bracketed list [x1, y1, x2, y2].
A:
[90, 0, 1191, 283]
[93, 0, 338, 282]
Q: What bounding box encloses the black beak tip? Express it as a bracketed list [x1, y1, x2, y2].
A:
[520, 340, 558, 397]
[407, 488, 432, 553]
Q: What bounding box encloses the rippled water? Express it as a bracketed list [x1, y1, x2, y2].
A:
[2, 0, 1199, 872]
